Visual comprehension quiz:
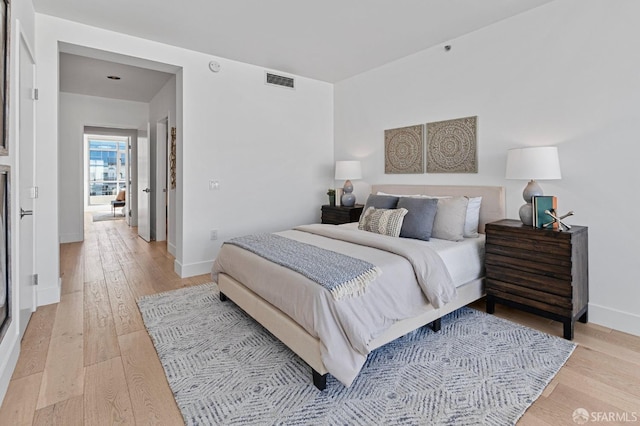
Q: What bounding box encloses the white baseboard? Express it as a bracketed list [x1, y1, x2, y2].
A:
[59, 232, 83, 243]
[37, 278, 62, 306]
[0, 327, 20, 406]
[589, 303, 640, 337]
[167, 242, 176, 256]
[174, 259, 213, 278]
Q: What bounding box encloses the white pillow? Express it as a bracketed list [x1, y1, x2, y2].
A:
[431, 196, 469, 241]
[464, 196, 482, 238]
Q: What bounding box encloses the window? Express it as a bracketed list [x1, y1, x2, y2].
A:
[88, 138, 127, 206]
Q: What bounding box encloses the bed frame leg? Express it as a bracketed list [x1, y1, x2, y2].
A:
[429, 318, 441, 332]
[219, 292, 228, 302]
[312, 370, 327, 391]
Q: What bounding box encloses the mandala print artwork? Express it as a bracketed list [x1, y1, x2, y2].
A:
[384, 124, 424, 174]
[427, 116, 477, 173]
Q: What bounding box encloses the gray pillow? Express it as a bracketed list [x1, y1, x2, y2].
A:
[397, 197, 438, 241]
[360, 194, 399, 220]
[431, 196, 469, 241]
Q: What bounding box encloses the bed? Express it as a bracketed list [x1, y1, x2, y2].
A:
[212, 184, 505, 390]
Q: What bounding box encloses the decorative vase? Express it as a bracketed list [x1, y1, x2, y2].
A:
[329, 195, 335, 206]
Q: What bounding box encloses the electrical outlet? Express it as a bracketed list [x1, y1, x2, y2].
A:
[209, 180, 220, 190]
[210, 229, 218, 240]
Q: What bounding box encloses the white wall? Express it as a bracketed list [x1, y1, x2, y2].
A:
[36, 15, 334, 284]
[58, 93, 149, 243]
[0, 0, 36, 405]
[334, 0, 640, 336]
[149, 76, 176, 247]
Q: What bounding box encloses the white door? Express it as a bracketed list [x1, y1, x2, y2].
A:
[18, 32, 36, 336]
[137, 123, 151, 241]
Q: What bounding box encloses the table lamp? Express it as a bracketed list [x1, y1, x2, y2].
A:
[335, 160, 362, 207]
[506, 146, 561, 226]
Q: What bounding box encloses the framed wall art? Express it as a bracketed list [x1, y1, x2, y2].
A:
[0, 0, 9, 156]
[426, 116, 477, 173]
[384, 124, 424, 174]
[170, 127, 176, 189]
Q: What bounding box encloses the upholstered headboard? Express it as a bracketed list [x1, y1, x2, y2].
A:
[370, 184, 506, 234]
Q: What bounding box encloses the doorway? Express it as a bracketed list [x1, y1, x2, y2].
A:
[84, 134, 129, 220]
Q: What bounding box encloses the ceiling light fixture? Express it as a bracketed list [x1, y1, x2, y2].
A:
[107, 75, 121, 80]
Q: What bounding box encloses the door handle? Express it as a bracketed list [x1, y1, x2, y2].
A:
[20, 208, 33, 219]
[142, 188, 151, 193]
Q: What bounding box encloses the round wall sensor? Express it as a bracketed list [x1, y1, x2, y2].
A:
[209, 60, 221, 73]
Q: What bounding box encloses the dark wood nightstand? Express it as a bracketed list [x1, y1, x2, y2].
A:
[484, 219, 589, 340]
[321, 204, 364, 225]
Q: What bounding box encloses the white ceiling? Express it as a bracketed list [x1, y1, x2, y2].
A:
[59, 53, 174, 102]
[36, 0, 553, 84]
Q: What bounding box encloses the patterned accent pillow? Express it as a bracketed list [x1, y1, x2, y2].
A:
[358, 207, 408, 237]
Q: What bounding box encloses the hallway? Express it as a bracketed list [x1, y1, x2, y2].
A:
[0, 215, 209, 424]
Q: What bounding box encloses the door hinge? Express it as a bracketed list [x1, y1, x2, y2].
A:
[32, 274, 38, 286]
[30, 186, 38, 199]
[33, 88, 39, 100]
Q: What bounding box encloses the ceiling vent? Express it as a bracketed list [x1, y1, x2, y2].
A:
[265, 72, 295, 89]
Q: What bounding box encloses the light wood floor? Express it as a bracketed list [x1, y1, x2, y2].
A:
[1, 216, 639, 425]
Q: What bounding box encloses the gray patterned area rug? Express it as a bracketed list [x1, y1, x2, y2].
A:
[137, 283, 576, 426]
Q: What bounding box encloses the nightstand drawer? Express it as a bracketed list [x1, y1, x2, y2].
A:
[485, 251, 572, 281]
[485, 233, 571, 258]
[485, 263, 572, 297]
[486, 281, 573, 317]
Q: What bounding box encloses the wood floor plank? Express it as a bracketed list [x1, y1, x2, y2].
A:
[84, 254, 106, 283]
[84, 357, 135, 425]
[0, 373, 42, 425]
[37, 293, 84, 409]
[33, 395, 83, 426]
[51, 292, 84, 339]
[119, 331, 183, 425]
[120, 263, 157, 299]
[84, 280, 120, 366]
[60, 242, 83, 295]
[36, 333, 84, 409]
[105, 269, 144, 336]
[545, 383, 634, 423]
[12, 304, 57, 379]
[60, 243, 84, 295]
[555, 366, 640, 413]
[565, 346, 640, 398]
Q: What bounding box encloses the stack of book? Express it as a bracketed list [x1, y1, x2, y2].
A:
[532, 195, 558, 229]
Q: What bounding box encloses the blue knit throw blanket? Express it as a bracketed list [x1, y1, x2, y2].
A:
[225, 234, 381, 300]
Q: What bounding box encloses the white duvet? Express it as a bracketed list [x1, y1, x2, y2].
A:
[212, 224, 467, 386]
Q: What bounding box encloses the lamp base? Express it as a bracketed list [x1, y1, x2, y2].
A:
[518, 179, 544, 226]
[519, 203, 534, 226]
[341, 179, 356, 207]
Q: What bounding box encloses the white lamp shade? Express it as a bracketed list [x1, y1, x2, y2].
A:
[335, 160, 362, 180]
[505, 147, 561, 180]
